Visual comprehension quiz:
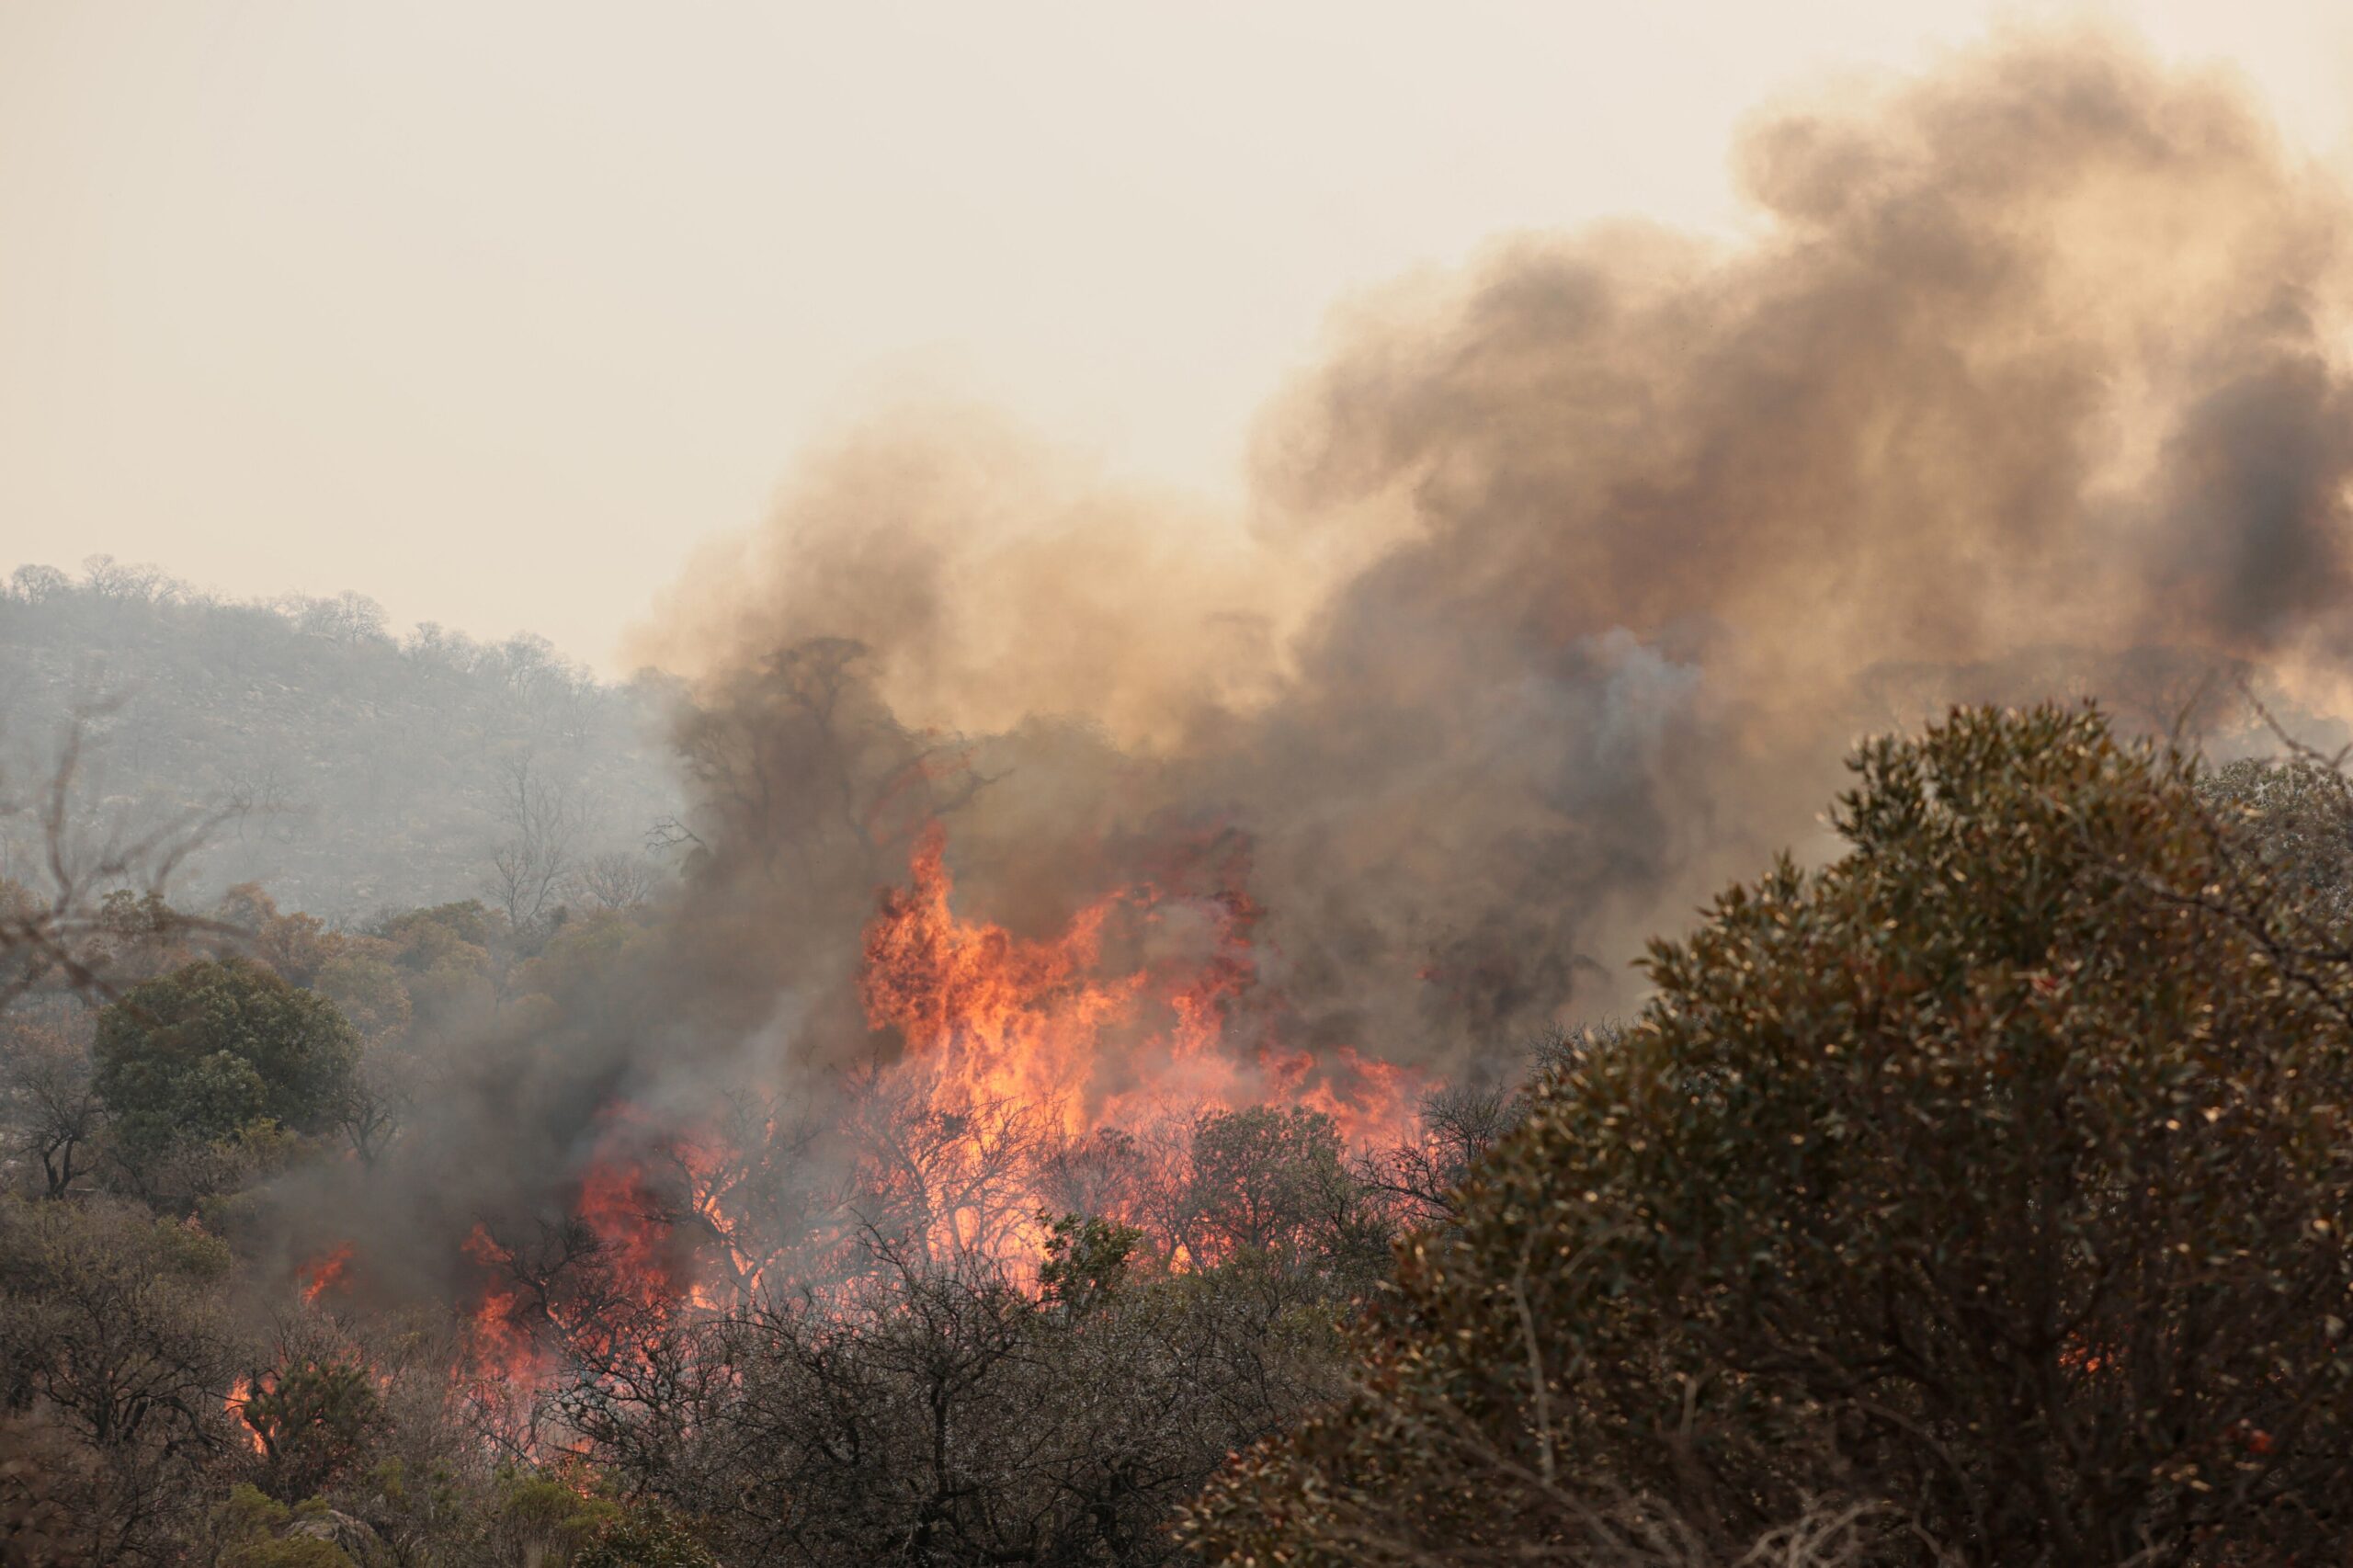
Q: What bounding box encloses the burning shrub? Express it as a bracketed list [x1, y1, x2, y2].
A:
[1184, 706, 2353, 1567]
[233, 1356, 385, 1504]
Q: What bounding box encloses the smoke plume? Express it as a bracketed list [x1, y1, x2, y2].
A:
[283, 32, 2353, 1307]
[637, 35, 2353, 1067]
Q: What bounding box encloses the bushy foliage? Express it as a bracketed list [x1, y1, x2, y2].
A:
[2200, 755, 2353, 929]
[236, 1357, 385, 1504]
[1186, 706, 2353, 1567]
[209, 1486, 362, 1568]
[584, 1251, 1344, 1568]
[0, 1198, 238, 1562]
[1038, 1210, 1144, 1313]
[93, 959, 361, 1165]
[573, 1505, 721, 1568]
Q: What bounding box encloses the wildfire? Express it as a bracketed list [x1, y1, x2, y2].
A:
[1270, 1044, 1422, 1149]
[455, 1113, 735, 1447]
[459, 1222, 558, 1407]
[299, 1242, 353, 1304]
[224, 1375, 266, 1455]
[438, 820, 1425, 1434]
[572, 1150, 694, 1323]
[860, 824, 1165, 1138]
[858, 822, 1421, 1265]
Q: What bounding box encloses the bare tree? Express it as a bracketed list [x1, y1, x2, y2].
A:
[574, 847, 660, 911]
[77, 554, 180, 608]
[480, 751, 585, 933]
[9, 562, 69, 603]
[0, 1016, 104, 1199]
[839, 1062, 1053, 1269]
[1356, 1079, 1520, 1228]
[333, 1045, 415, 1167]
[0, 704, 230, 1010]
[221, 749, 301, 845]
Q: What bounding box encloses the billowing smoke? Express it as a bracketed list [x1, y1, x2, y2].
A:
[638, 35, 2353, 1065]
[283, 32, 2353, 1305]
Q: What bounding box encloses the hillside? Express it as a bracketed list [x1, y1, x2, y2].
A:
[0, 558, 681, 922]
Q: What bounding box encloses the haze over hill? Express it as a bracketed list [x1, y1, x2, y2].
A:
[0, 558, 679, 923]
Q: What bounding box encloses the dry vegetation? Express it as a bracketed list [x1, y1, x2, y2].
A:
[4, 702, 2351, 1566]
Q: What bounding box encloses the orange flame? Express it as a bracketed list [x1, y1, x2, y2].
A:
[455, 1113, 728, 1445]
[460, 1222, 557, 1401]
[224, 1375, 266, 1455]
[442, 819, 1427, 1433]
[858, 822, 1420, 1267]
[861, 824, 1154, 1138]
[299, 1242, 354, 1304]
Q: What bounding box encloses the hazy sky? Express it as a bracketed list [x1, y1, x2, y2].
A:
[5, 1, 2351, 672]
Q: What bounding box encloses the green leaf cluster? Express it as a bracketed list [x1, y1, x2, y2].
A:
[93, 957, 362, 1161]
[1186, 705, 2353, 1566]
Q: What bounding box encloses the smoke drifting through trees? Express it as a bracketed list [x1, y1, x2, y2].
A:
[37, 21, 2353, 1485]
[16, 29, 2353, 1563]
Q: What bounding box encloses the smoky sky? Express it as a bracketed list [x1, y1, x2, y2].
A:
[635, 38, 2353, 1064]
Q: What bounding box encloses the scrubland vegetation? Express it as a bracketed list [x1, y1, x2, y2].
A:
[7, 632, 2353, 1567]
[14, 12, 2353, 1563]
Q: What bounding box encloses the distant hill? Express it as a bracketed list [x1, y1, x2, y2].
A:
[0, 557, 682, 923]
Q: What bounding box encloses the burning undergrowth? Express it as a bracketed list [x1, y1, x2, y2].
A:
[231, 31, 2353, 1471]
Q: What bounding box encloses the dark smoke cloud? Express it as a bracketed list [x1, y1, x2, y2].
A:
[631, 34, 2353, 1083]
[290, 33, 2353, 1285]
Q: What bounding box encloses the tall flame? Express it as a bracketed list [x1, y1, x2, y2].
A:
[448, 820, 1423, 1431]
[224, 1375, 266, 1455]
[857, 822, 1418, 1266]
[863, 823, 1158, 1136]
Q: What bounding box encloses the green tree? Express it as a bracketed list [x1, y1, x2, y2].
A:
[236, 1357, 385, 1504]
[1186, 706, 2353, 1568]
[93, 958, 361, 1163]
[1037, 1210, 1143, 1315]
[376, 902, 498, 966]
[573, 1504, 719, 1568]
[2199, 756, 2353, 928]
[311, 954, 411, 1044]
[210, 1485, 360, 1568]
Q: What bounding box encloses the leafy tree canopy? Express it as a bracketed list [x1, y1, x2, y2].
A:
[94, 958, 361, 1160]
[1187, 705, 2353, 1568]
